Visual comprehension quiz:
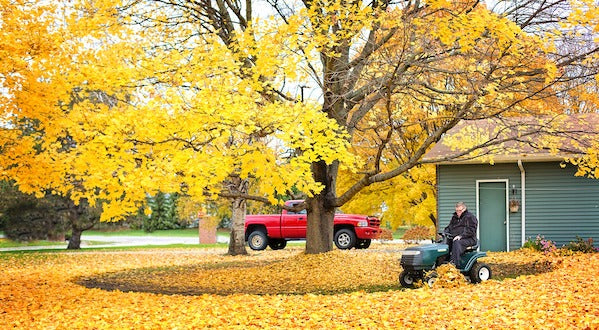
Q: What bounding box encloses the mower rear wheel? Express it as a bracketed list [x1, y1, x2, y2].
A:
[469, 262, 492, 283]
[399, 271, 420, 288]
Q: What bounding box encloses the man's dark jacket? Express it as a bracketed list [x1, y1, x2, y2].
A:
[444, 209, 478, 240]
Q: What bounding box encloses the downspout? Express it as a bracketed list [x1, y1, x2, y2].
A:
[435, 164, 440, 234]
[518, 160, 526, 247]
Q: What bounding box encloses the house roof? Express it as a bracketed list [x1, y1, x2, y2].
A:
[423, 113, 599, 164]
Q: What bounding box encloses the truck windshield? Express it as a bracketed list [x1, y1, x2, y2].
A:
[287, 209, 307, 215]
[287, 203, 307, 215]
[287, 207, 343, 214]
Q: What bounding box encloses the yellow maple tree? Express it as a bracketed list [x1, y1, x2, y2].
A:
[2, 0, 361, 255]
[2, 0, 599, 256]
[338, 164, 437, 229]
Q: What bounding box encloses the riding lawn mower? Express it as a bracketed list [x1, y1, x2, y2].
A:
[399, 232, 492, 288]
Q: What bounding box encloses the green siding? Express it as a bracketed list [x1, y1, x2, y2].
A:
[438, 163, 522, 250]
[524, 162, 599, 246]
[437, 161, 599, 250]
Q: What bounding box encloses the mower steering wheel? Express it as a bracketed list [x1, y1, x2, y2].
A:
[437, 232, 455, 244]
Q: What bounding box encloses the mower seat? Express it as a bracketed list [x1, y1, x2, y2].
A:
[464, 242, 479, 252]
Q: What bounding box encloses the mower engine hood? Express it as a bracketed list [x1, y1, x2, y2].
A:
[400, 243, 449, 271]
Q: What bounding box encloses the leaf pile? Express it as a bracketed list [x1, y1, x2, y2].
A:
[1, 247, 599, 328]
[425, 263, 468, 289]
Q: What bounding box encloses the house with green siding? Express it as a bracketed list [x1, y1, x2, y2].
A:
[424, 115, 599, 252]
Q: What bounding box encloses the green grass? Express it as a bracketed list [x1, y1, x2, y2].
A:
[390, 226, 437, 240]
[85, 228, 200, 237]
[85, 228, 231, 238]
[0, 243, 231, 254]
[0, 228, 231, 250]
[5, 226, 413, 239]
[0, 238, 66, 248]
[392, 226, 410, 239]
[74, 242, 229, 251]
[1, 226, 406, 250]
[0, 238, 126, 249]
[1, 229, 215, 239]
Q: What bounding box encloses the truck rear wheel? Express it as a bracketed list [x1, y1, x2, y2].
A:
[334, 229, 356, 249]
[268, 239, 287, 250]
[248, 230, 268, 250]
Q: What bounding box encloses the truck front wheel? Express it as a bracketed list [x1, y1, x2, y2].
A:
[248, 230, 268, 250]
[334, 229, 356, 249]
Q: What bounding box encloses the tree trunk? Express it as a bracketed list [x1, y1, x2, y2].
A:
[65, 198, 98, 250]
[429, 214, 438, 231]
[306, 196, 336, 254]
[305, 160, 338, 254]
[228, 197, 248, 255]
[68, 226, 82, 249]
[227, 175, 249, 255]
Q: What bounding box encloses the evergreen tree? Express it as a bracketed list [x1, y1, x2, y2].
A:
[0, 181, 67, 241]
[143, 192, 181, 232]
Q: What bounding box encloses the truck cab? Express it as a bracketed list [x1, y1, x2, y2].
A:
[244, 200, 381, 250]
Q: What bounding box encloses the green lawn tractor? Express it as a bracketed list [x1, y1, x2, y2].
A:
[399, 233, 492, 288]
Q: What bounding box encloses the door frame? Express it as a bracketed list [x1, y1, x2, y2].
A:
[476, 179, 510, 252]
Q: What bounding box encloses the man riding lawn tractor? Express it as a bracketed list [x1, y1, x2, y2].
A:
[399, 202, 492, 287]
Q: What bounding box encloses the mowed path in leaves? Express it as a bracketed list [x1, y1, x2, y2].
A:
[1, 245, 598, 328]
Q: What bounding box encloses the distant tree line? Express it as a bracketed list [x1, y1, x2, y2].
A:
[0, 181, 230, 248]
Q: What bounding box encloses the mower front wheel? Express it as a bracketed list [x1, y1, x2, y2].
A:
[424, 271, 438, 288]
[469, 262, 492, 283]
[399, 271, 421, 288]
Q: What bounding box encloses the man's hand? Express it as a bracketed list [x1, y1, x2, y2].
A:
[453, 235, 461, 241]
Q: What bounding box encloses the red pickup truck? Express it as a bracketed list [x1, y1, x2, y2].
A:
[244, 200, 382, 250]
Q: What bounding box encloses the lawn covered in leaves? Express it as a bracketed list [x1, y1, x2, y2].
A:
[1, 244, 598, 328]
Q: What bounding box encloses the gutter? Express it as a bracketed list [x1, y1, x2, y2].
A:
[518, 160, 526, 247]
